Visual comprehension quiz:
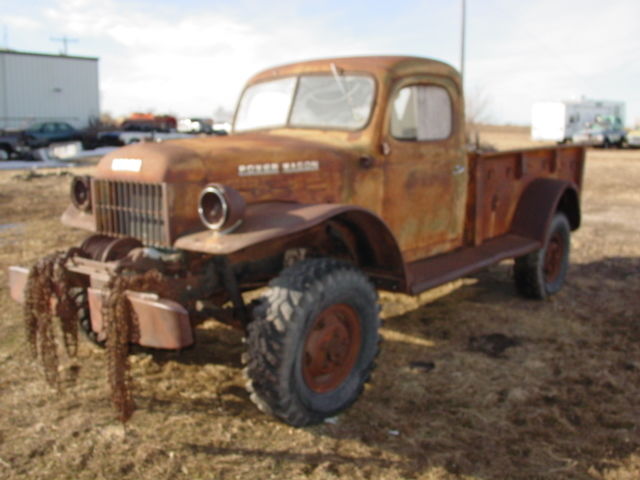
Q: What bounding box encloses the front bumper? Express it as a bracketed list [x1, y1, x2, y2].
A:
[8, 261, 193, 350]
[572, 135, 603, 145]
[14, 144, 31, 155]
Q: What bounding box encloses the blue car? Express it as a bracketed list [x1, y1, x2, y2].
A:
[23, 122, 82, 148]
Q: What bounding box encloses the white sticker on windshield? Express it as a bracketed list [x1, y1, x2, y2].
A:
[111, 158, 142, 172]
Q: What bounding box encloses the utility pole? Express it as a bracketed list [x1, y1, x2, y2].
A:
[460, 0, 466, 87]
[51, 36, 78, 55]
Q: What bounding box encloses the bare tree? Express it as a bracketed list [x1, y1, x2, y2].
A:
[465, 85, 495, 152]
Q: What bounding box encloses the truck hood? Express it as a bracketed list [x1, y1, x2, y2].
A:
[95, 132, 353, 203]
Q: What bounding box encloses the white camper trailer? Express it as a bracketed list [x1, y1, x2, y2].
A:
[531, 99, 625, 143]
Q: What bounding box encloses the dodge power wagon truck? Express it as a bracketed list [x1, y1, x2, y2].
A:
[9, 56, 585, 426]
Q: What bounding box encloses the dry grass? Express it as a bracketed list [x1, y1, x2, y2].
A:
[0, 129, 639, 479]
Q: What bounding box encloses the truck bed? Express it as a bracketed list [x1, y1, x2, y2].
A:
[405, 144, 585, 294]
[466, 144, 584, 245]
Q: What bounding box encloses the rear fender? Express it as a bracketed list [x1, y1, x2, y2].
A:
[510, 178, 581, 243]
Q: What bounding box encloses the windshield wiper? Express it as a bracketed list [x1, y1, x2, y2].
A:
[330, 63, 358, 121]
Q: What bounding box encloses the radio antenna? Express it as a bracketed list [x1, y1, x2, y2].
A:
[51, 36, 79, 55]
[460, 0, 466, 87]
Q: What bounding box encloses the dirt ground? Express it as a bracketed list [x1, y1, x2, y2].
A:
[0, 126, 639, 480]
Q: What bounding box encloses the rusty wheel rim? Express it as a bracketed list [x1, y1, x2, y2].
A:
[543, 231, 564, 284]
[302, 304, 362, 393]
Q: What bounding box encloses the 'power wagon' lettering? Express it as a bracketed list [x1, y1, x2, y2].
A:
[238, 160, 319, 177]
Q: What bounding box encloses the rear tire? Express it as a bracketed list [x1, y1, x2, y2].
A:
[245, 258, 380, 426]
[513, 213, 571, 299]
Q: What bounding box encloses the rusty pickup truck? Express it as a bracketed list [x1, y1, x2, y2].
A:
[9, 56, 584, 426]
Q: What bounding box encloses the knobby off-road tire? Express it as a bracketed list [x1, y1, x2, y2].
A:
[245, 258, 380, 426]
[514, 212, 571, 299]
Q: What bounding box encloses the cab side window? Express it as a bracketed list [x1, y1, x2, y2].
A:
[391, 85, 452, 141]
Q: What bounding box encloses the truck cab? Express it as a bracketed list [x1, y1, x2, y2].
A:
[226, 56, 468, 260]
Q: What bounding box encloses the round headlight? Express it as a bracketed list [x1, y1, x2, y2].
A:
[71, 175, 92, 211]
[198, 184, 245, 232]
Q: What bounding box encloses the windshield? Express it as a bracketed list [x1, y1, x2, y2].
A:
[586, 115, 622, 131]
[234, 73, 375, 132]
[27, 123, 45, 132]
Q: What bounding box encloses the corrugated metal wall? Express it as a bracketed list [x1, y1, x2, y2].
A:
[0, 51, 99, 130]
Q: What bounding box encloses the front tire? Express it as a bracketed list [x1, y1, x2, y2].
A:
[245, 258, 380, 426]
[513, 213, 571, 299]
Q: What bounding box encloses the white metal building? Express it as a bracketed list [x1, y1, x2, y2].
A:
[0, 50, 99, 130]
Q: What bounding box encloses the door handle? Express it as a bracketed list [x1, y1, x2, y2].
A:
[452, 164, 466, 175]
[359, 155, 375, 169]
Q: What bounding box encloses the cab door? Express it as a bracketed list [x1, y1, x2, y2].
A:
[382, 76, 468, 262]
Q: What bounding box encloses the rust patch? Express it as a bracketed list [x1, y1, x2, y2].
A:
[102, 269, 175, 422]
[23, 248, 83, 390]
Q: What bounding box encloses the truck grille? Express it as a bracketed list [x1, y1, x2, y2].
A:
[93, 180, 168, 246]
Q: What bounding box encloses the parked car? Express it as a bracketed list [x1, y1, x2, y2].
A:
[121, 114, 177, 132]
[571, 115, 625, 147]
[0, 130, 30, 160]
[177, 117, 214, 134]
[23, 121, 82, 148]
[97, 129, 193, 146]
[624, 127, 640, 148]
[97, 115, 192, 146]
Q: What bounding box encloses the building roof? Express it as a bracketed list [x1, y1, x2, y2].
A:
[0, 49, 98, 62]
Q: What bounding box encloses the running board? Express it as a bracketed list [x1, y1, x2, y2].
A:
[406, 234, 541, 295]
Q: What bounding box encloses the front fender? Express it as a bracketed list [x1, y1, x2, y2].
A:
[174, 202, 407, 288]
[174, 202, 382, 254]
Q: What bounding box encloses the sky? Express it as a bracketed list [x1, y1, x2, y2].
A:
[2, 0, 639, 125]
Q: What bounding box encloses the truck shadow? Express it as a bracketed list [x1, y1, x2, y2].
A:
[309, 256, 640, 478]
[140, 256, 639, 479]
[140, 321, 245, 369]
